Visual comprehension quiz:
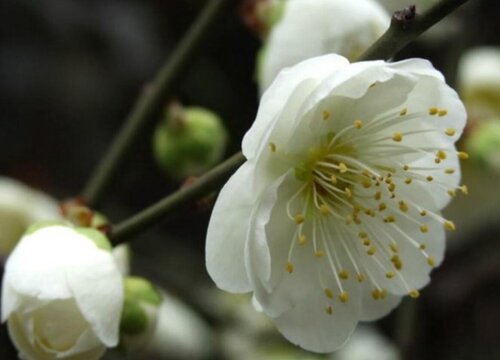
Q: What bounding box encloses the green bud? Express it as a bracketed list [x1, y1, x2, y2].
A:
[119, 277, 163, 352]
[153, 103, 227, 179]
[467, 119, 500, 171]
[74, 227, 112, 251]
[25, 220, 69, 236]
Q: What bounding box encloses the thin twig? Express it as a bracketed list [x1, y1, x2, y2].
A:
[359, 0, 471, 61]
[108, 0, 471, 243]
[110, 152, 245, 244]
[82, 0, 231, 207]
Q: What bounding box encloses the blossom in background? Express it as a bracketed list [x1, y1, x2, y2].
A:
[257, 0, 390, 93]
[207, 54, 467, 352]
[2, 223, 123, 360]
[457, 47, 500, 121]
[0, 177, 60, 257]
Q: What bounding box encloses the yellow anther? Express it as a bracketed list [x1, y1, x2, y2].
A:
[315, 250, 325, 258]
[426, 176, 434, 182]
[339, 270, 349, 280]
[405, 177, 413, 185]
[445, 168, 455, 174]
[362, 238, 371, 246]
[445, 128, 456, 136]
[427, 256, 436, 267]
[325, 305, 333, 315]
[392, 132, 403, 142]
[390, 193, 396, 199]
[365, 209, 376, 217]
[399, 201, 408, 212]
[435, 158, 441, 164]
[358, 231, 368, 239]
[286, 262, 294, 273]
[320, 204, 331, 215]
[269, 142, 277, 152]
[354, 119, 364, 129]
[374, 191, 382, 200]
[420, 224, 429, 233]
[362, 179, 372, 188]
[324, 288, 334, 299]
[438, 109, 448, 117]
[428, 107, 439, 115]
[388, 183, 396, 192]
[372, 289, 381, 300]
[448, 189, 456, 197]
[390, 243, 399, 253]
[419, 243, 427, 250]
[384, 215, 395, 223]
[403, 164, 410, 171]
[459, 185, 468, 195]
[400, 108, 408, 116]
[339, 162, 348, 173]
[392, 257, 403, 270]
[378, 203, 387, 211]
[458, 151, 469, 160]
[386, 271, 395, 279]
[345, 188, 352, 198]
[409, 289, 420, 299]
[367, 246, 377, 255]
[322, 110, 331, 120]
[437, 150, 447, 160]
[298, 234, 307, 246]
[356, 273, 365, 282]
[380, 289, 387, 300]
[294, 214, 305, 224]
[444, 220, 456, 231]
[339, 291, 349, 303]
[330, 175, 338, 184]
[420, 209, 427, 216]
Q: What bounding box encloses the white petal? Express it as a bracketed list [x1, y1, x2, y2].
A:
[359, 281, 402, 322]
[66, 248, 123, 347]
[205, 162, 256, 293]
[244, 54, 349, 159]
[112, 244, 131, 277]
[273, 277, 361, 353]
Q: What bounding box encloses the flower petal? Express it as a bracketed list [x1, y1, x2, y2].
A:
[359, 281, 402, 321]
[205, 162, 256, 293]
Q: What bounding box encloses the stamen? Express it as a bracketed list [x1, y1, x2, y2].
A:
[354, 119, 364, 129]
[286, 262, 294, 273]
[392, 132, 403, 142]
[322, 110, 331, 120]
[445, 128, 456, 136]
[269, 142, 277, 152]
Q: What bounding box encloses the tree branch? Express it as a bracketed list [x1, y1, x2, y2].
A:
[82, 0, 232, 207]
[110, 152, 245, 244]
[359, 0, 471, 61]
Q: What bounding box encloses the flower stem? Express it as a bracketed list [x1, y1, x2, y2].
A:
[82, 0, 231, 207]
[108, 0, 470, 243]
[110, 152, 245, 245]
[359, 0, 472, 61]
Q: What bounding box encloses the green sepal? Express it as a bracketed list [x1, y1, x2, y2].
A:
[25, 220, 70, 236]
[75, 227, 112, 251]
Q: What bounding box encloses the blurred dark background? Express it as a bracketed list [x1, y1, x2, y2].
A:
[1, 0, 500, 359]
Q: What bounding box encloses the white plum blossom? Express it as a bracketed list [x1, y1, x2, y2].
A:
[258, 0, 390, 93]
[0, 177, 60, 257]
[206, 54, 467, 352]
[2, 224, 124, 360]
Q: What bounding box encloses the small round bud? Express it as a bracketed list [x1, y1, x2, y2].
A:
[153, 103, 227, 180]
[119, 277, 162, 352]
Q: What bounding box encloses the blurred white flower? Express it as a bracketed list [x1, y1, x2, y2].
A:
[258, 0, 390, 93]
[207, 54, 466, 352]
[2, 224, 123, 360]
[458, 47, 500, 120]
[333, 325, 400, 360]
[0, 177, 60, 257]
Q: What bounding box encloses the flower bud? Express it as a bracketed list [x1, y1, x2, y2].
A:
[0, 177, 60, 258]
[119, 277, 162, 353]
[1, 223, 124, 360]
[257, 0, 390, 93]
[458, 47, 500, 121]
[467, 120, 500, 172]
[153, 102, 227, 179]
